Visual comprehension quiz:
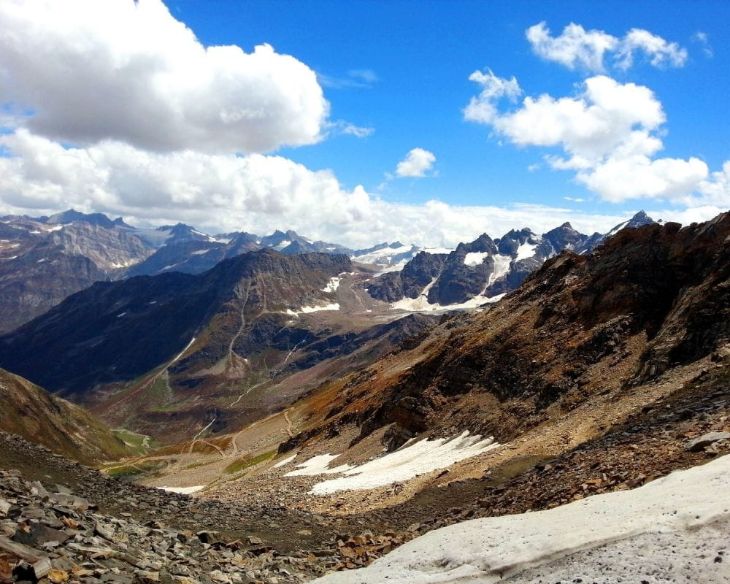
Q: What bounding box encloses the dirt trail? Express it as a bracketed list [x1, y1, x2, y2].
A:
[224, 283, 251, 378]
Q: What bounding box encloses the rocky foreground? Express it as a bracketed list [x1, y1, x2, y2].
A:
[0, 356, 728, 584]
[0, 463, 342, 584]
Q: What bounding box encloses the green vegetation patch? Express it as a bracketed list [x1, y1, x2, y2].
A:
[112, 428, 152, 456]
[223, 450, 276, 475]
[102, 459, 169, 480]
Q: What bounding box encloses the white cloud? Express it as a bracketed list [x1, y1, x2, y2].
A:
[0, 129, 654, 248]
[319, 69, 379, 89]
[692, 31, 714, 58]
[395, 148, 437, 178]
[0, 0, 328, 153]
[616, 29, 688, 70]
[464, 72, 723, 205]
[527, 22, 618, 72]
[463, 69, 521, 124]
[328, 121, 375, 138]
[527, 22, 687, 73]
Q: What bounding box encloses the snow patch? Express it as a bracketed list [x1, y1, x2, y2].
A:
[158, 485, 204, 495]
[191, 249, 211, 255]
[310, 432, 498, 495]
[322, 277, 341, 293]
[373, 260, 409, 275]
[390, 275, 439, 311]
[272, 454, 298, 469]
[110, 259, 136, 269]
[313, 454, 730, 584]
[284, 454, 353, 477]
[515, 241, 538, 261]
[463, 252, 489, 266]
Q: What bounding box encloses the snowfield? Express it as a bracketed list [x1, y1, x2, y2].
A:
[313, 454, 730, 584]
[285, 432, 498, 494]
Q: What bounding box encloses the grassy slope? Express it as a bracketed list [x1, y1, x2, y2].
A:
[0, 368, 132, 464]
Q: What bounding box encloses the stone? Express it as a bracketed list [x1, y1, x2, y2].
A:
[95, 521, 116, 542]
[48, 568, 70, 583]
[686, 431, 730, 452]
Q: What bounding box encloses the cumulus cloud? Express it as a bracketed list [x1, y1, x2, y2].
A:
[0, 0, 328, 153]
[527, 22, 687, 73]
[0, 129, 660, 248]
[395, 148, 437, 178]
[464, 72, 722, 205]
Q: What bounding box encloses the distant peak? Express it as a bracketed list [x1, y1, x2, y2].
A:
[47, 209, 115, 228]
[631, 210, 653, 222]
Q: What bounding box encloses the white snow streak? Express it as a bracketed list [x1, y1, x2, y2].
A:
[286, 303, 341, 315]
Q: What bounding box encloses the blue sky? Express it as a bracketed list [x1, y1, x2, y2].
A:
[172, 0, 729, 215]
[0, 0, 728, 246]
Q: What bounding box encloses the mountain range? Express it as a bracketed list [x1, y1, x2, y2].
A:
[0, 208, 657, 333]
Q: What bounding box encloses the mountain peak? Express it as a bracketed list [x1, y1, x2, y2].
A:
[47, 209, 116, 229]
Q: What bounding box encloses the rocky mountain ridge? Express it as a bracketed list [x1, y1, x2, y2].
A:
[366, 211, 656, 308]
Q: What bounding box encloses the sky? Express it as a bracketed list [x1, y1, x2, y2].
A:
[0, 0, 728, 247]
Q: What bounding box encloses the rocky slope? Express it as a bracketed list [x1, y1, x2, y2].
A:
[0, 370, 128, 465]
[366, 211, 655, 308]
